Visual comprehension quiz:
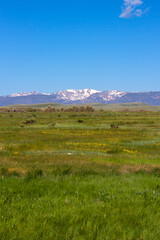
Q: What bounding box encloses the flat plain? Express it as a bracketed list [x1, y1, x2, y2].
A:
[1, 108, 160, 240]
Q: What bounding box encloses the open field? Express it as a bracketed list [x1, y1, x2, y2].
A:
[1, 109, 160, 239]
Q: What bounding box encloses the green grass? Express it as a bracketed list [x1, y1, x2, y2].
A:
[1, 174, 160, 240]
[1, 110, 160, 239]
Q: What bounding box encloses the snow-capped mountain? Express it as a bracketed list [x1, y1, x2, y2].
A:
[52, 89, 101, 101]
[1, 89, 160, 106]
[86, 90, 127, 103]
[8, 89, 125, 102]
[102, 90, 127, 101]
[9, 91, 49, 97]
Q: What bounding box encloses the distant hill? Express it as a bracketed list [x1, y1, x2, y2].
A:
[1, 89, 160, 106]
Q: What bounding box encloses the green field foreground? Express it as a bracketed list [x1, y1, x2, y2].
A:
[1, 110, 160, 239]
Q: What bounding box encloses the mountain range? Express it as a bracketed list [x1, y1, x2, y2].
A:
[1, 89, 160, 106]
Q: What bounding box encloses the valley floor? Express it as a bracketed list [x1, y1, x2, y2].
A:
[1, 111, 160, 239]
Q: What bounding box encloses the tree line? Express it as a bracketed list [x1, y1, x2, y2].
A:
[0, 105, 95, 113]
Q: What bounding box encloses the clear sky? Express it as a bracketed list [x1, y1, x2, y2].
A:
[0, 0, 160, 95]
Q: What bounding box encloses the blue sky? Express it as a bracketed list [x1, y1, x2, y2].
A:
[0, 0, 159, 95]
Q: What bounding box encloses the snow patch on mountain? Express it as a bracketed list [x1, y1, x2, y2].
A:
[9, 91, 49, 97]
[52, 89, 101, 101]
[101, 90, 127, 101]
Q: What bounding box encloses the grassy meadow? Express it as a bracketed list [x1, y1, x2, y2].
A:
[1, 107, 160, 239]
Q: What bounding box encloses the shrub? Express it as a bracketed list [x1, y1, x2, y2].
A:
[110, 123, 118, 129]
[22, 119, 36, 124]
[44, 106, 55, 112]
[78, 119, 84, 123]
[25, 169, 43, 181]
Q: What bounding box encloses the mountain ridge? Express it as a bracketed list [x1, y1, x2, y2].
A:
[1, 89, 160, 106]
